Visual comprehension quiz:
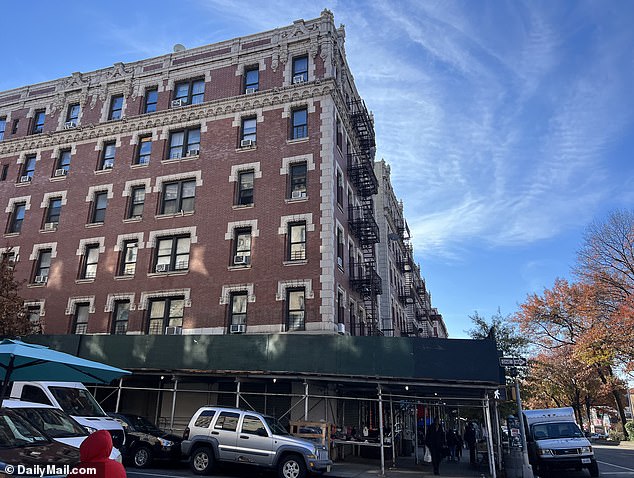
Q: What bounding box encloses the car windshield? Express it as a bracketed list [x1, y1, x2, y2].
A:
[264, 416, 290, 436]
[0, 411, 49, 447]
[532, 422, 584, 440]
[49, 387, 106, 417]
[127, 415, 161, 434]
[15, 408, 88, 439]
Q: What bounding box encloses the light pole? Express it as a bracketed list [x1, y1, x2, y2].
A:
[509, 367, 533, 478]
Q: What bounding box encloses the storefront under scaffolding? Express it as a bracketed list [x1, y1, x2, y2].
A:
[28, 334, 505, 477]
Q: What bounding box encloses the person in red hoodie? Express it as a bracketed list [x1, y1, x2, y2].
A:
[70, 430, 126, 478]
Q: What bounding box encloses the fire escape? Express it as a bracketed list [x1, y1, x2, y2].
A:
[347, 98, 382, 335]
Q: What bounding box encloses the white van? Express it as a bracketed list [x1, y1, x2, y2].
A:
[523, 407, 599, 477]
[1, 399, 122, 462]
[10, 381, 125, 450]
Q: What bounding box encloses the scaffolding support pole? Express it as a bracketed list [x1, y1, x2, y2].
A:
[494, 397, 503, 470]
[390, 395, 396, 467]
[378, 384, 385, 476]
[304, 381, 309, 419]
[484, 395, 497, 478]
[115, 378, 123, 413]
[170, 377, 178, 433]
[235, 380, 241, 408]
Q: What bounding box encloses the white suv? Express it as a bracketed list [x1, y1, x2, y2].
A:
[181, 406, 331, 478]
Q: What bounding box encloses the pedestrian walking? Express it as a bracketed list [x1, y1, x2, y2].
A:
[464, 422, 477, 467]
[426, 418, 446, 475]
[447, 429, 459, 462]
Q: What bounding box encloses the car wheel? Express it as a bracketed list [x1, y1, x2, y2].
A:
[278, 454, 306, 478]
[133, 445, 153, 468]
[190, 446, 214, 475]
[589, 462, 600, 477]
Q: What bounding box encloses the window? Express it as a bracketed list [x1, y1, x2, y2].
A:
[120, 240, 138, 275]
[136, 136, 152, 165]
[336, 118, 342, 150]
[11, 119, 19, 135]
[292, 56, 308, 83]
[241, 415, 266, 436]
[286, 288, 305, 331]
[240, 117, 256, 145]
[32, 110, 45, 134]
[0, 117, 6, 140]
[108, 95, 124, 120]
[1, 165, 7, 180]
[34, 249, 52, 282]
[26, 305, 41, 330]
[173, 79, 204, 106]
[288, 222, 306, 261]
[45, 198, 62, 226]
[147, 297, 184, 335]
[289, 162, 307, 198]
[112, 300, 130, 334]
[244, 68, 259, 93]
[8, 202, 26, 233]
[144, 88, 158, 113]
[73, 303, 89, 334]
[161, 179, 195, 214]
[291, 108, 308, 139]
[21, 385, 52, 405]
[214, 412, 240, 431]
[336, 170, 344, 206]
[229, 292, 247, 327]
[155, 235, 190, 272]
[21, 154, 37, 181]
[2, 251, 16, 270]
[337, 227, 344, 268]
[128, 186, 145, 219]
[337, 290, 345, 324]
[91, 192, 108, 223]
[100, 142, 116, 170]
[194, 410, 216, 428]
[66, 104, 80, 126]
[168, 127, 200, 159]
[233, 228, 252, 266]
[81, 244, 99, 279]
[56, 150, 71, 175]
[236, 170, 254, 206]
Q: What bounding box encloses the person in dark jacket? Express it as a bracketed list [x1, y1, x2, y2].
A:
[71, 430, 126, 478]
[426, 418, 446, 475]
[464, 422, 477, 466]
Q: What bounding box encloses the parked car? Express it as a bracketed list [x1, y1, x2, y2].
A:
[0, 408, 79, 476]
[2, 399, 122, 462]
[108, 412, 182, 468]
[181, 406, 331, 478]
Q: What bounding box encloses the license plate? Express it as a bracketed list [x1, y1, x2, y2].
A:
[582, 458, 591, 464]
[326, 465, 331, 472]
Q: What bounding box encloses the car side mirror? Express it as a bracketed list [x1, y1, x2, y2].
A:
[257, 428, 268, 437]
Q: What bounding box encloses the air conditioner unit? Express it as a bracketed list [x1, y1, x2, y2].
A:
[187, 148, 200, 157]
[64, 121, 77, 129]
[245, 87, 257, 94]
[171, 98, 187, 107]
[230, 324, 246, 334]
[291, 190, 306, 199]
[54, 168, 68, 177]
[293, 75, 306, 84]
[165, 326, 183, 335]
[337, 323, 346, 335]
[234, 255, 250, 265]
[20, 175, 32, 183]
[155, 263, 169, 273]
[102, 161, 114, 169]
[43, 222, 57, 231]
[175, 260, 188, 270]
[34, 275, 48, 284]
[240, 139, 255, 148]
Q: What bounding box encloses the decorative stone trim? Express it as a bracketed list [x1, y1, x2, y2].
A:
[138, 289, 192, 310]
[234, 58, 267, 77]
[76, 237, 106, 256]
[280, 153, 315, 175]
[85, 184, 114, 203]
[225, 220, 259, 240]
[129, 128, 160, 145]
[276, 279, 314, 301]
[6, 196, 31, 213]
[24, 300, 46, 317]
[114, 232, 145, 252]
[50, 143, 77, 159]
[123, 178, 152, 197]
[65, 296, 95, 315]
[147, 226, 197, 248]
[104, 293, 136, 313]
[29, 242, 58, 260]
[40, 190, 68, 208]
[231, 108, 264, 127]
[153, 171, 202, 193]
[219, 283, 256, 305]
[229, 162, 262, 182]
[278, 214, 315, 235]
[0, 246, 20, 262]
[281, 99, 315, 118]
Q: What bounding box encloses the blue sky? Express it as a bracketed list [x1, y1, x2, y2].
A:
[2, 1, 634, 338]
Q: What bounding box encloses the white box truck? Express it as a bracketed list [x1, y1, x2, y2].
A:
[523, 407, 599, 477]
[10, 381, 125, 450]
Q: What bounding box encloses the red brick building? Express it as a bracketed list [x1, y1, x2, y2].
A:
[0, 11, 387, 337]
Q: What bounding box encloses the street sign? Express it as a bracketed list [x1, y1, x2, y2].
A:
[499, 356, 528, 367]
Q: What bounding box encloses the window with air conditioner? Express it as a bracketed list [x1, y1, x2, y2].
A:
[147, 297, 184, 335]
[240, 117, 256, 147]
[165, 326, 183, 335]
[233, 228, 252, 266]
[66, 103, 80, 127]
[100, 142, 116, 170]
[292, 56, 308, 84]
[173, 79, 204, 106]
[155, 235, 190, 273]
[34, 249, 52, 284]
[244, 67, 259, 94]
[229, 292, 247, 333]
[56, 150, 71, 176]
[168, 127, 200, 159]
[20, 155, 36, 183]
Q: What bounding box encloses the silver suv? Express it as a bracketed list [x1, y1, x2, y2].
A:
[181, 406, 331, 478]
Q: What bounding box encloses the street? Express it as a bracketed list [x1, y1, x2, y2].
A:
[593, 445, 634, 477]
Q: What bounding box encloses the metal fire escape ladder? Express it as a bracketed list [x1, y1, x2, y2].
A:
[347, 98, 382, 335]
